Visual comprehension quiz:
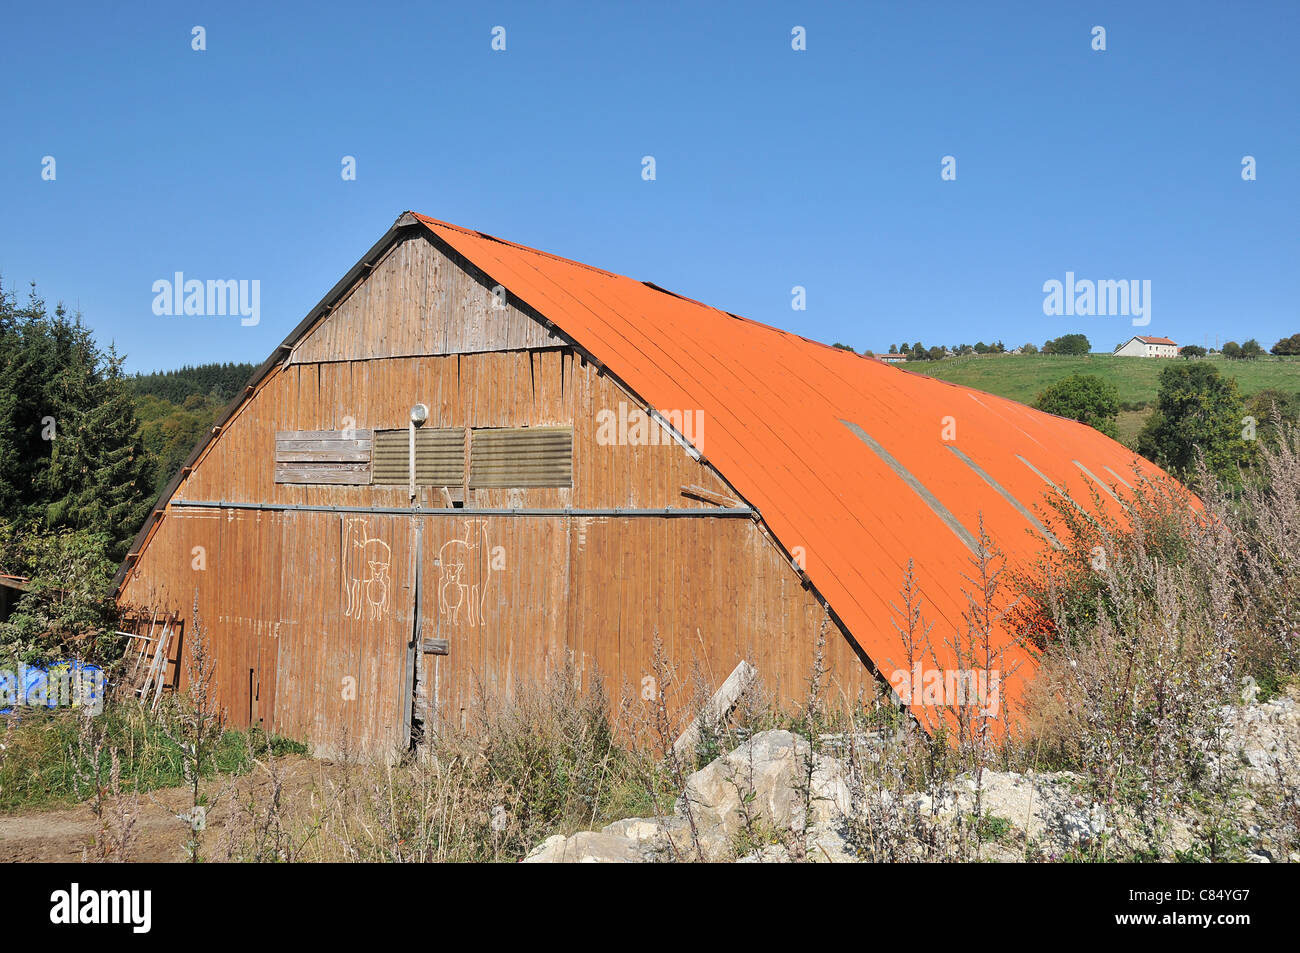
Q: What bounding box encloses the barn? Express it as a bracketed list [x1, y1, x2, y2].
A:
[114, 212, 1161, 757]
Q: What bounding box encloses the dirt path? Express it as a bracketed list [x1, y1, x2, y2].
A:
[0, 755, 329, 862]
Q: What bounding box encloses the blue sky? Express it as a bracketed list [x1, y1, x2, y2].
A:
[2, 1, 1296, 372]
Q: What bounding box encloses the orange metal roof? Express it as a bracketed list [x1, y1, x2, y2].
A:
[1136, 336, 1177, 345]
[411, 213, 1172, 730]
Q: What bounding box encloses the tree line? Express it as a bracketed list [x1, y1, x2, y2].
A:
[0, 281, 252, 664]
[130, 361, 255, 405]
[0, 282, 153, 560]
[841, 331, 1299, 361]
[873, 334, 1091, 360]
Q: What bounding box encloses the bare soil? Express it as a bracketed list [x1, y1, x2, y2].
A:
[0, 755, 329, 862]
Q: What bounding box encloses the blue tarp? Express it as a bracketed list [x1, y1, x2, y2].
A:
[0, 660, 104, 714]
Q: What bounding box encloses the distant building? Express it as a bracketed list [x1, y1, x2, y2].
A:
[877, 353, 908, 364]
[1114, 335, 1178, 358]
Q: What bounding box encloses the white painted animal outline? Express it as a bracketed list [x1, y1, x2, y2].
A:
[437, 520, 492, 627]
[342, 517, 392, 620]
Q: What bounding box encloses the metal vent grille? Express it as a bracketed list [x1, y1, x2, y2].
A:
[274, 430, 373, 485]
[470, 427, 573, 488]
[372, 428, 466, 486]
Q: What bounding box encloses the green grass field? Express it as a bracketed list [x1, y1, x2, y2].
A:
[905, 353, 1300, 409]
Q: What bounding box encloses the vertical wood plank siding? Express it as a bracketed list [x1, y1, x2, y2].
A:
[118, 235, 871, 757]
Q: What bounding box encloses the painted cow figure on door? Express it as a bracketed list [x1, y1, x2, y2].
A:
[437, 520, 492, 627]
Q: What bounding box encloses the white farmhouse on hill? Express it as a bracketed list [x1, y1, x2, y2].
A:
[1114, 335, 1178, 357]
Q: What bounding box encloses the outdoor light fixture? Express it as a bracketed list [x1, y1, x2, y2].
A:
[408, 403, 429, 506]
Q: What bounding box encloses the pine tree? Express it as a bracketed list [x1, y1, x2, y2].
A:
[0, 282, 58, 514]
[37, 316, 153, 557]
[0, 284, 154, 560]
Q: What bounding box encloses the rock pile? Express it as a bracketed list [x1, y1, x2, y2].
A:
[524, 694, 1300, 862]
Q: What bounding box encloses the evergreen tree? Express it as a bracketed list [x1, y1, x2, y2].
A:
[0, 280, 153, 559]
[39, 325, 153, 555]
[0, 283, 58, 514]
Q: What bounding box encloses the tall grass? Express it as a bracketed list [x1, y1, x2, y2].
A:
[1012, 419, 1300, 858]
[0, 703, 305, 814]
[286, 661, 662, 862]
[6, 424, 1298, 863]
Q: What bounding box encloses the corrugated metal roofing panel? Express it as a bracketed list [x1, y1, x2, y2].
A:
[411, 212, 1173, 731]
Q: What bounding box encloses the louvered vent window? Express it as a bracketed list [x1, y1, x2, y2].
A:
[372, 428, 466, 486]
[469, 427, 573, 488]
[275, 430, 373, 485]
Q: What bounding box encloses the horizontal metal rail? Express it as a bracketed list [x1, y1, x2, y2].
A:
[168, 499, 755, 518]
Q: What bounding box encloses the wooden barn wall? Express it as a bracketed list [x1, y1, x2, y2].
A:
[121, 506, 868, 757]
[120, 508, 417, 755]
[288, 234, 565, 364]
[417, 513, 872, 733]
[174, 348, 735, 511]
[118, 235, 873, 757]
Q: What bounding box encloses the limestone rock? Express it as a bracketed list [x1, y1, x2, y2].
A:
[1216, 695, 1300, 789]
[521, 830, 644, 863]
[676, 730, 849, 861]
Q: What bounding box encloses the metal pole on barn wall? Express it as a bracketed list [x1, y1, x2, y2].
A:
[409, 403, 428, 507]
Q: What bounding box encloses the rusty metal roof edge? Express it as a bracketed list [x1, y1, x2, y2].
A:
[412, 213, 850, 349]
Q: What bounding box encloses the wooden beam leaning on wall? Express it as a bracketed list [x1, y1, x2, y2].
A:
[671, 660, 758, 760]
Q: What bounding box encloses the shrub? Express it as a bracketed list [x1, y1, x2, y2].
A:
[1136, 361, 1249, 482]
[1033, 374, 1120, 438]
[0, 522, 120, 666]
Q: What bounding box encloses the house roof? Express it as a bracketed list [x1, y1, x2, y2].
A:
[118, 211, 1174, 731]
[1135, 336, 1177, 346]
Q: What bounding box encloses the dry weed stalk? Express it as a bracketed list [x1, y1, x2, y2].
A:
[155, 597, 228, 862]
[70, 710, 138, 862]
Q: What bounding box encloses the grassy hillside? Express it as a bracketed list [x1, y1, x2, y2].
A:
[905, 353, 1300, 409]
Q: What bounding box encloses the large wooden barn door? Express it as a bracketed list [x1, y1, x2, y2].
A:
[417, 517, 496, 736]
[412, 515, 573, 737]
[265, 512, 416, 757]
